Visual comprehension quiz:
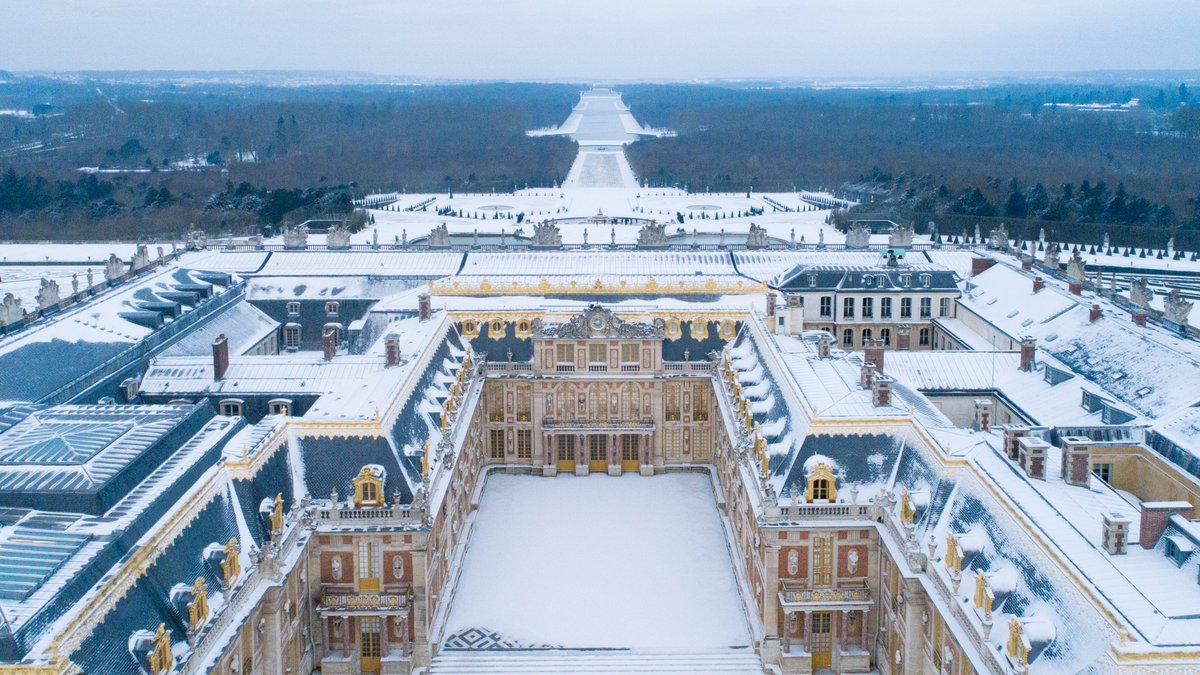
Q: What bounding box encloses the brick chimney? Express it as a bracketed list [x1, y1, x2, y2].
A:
[864, 339, 885, 374]
[973, 399, 992, 432]
[323, 326, 338, 361]
[1089, 304, 1102, 322]
[1068, 281, 1083, 296]
[1002, 424, 1030, 461]
[871, 374, 893, 407]
[896, 323, 912, 351]
[971, 257, 996, 276]
[1019, 336, 1036, 372]
[1132, 312, 1147, 328]
[1060, 436, 1092, 488]
[418, 292, 431, 321]
[1139, 502, 1193, 549]
[1101, 512, 1130, 555]
[1032, 276, 1045, 293]
[212, 334, 229, 381]
[385, 333, 401, 367]
[860, 361, 876, 389]
[1021, 259, 1032, 271]
[1018, 436, 1049, 480]
[817, 333, 832, 359]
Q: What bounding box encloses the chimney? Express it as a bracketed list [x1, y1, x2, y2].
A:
[871, 374, 893, 407]
[1019, 336, 1036, 372]
[212, 334, 229, 381]
[817, 333, 832, 359]
[1101, 511, 1130, 555]
[766, 292, 777, 318]
[1089, 304, 1102, 322]
[864, 339, 885, 374]
[1033, 276, 1045, 293]
[323, 326, 338, 361]
[418, 292, 431, 321]
[1002, 424, 1030, 461]
[385, 333, 401, 367]
[1021, 259, 1032, 271]
[860, 361, 876, 389]
[971, 257, 996, 276]
[1069, 282, 1083, 296]
[973, 399, 992, 432]
[1060, 436, 1092, 488]
[1138, 501, 1193, 549]
[1132, 312, 1147, 328]
[1018, 436, 1049, 480]
[896, 324, 912, 351]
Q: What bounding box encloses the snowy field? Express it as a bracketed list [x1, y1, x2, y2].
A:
[441, 473, 750, 650]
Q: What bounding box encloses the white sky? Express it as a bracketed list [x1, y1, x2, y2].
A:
[2, 0, 1198, 80]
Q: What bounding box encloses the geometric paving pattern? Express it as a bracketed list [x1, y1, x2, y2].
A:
[442, 627, 562, 651]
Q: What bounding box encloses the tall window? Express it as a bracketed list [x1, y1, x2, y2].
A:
[588, 343, 607, 366]
[516, 385, 531, 421]
[665, 385, 681, 421]
[900, 298, 912, 319]
[621, 434, 638, 461]
[589, 434, 607, 462]
[862, 328, 872, 345]
[820, 296, 832, 317]
[488, 386, 504, 422]
[880, 297, 892, 318]
[811, 478, 831, 501]
[557, 435, 575, 460]
[842, 297, 855, 318]
[881, 328, 892, 346]
[814, 535, 833, 586]
[920, 328, 931, 346]
[489, 429, 506, 459]
[694, 428, 709, 457]
[284, 324, 301, 349]
[555, 343, 575, 364]
[692, 383, 709, 421]
[517, 429, 532, 459]
[361, 617, 381, 659]
[665, 429, 682, 461]
[940, 297, 952, 317]
[920, 297, 932, 318]
[862, 297, 874, 318]
[358, 541, 380, 582]
[842, 328, 853, 347]
[620, 343, 640, 365]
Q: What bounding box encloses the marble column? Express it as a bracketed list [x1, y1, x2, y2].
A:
[840, 609, 849, 652]
[859, 608, 869, 651]
[781, 610, 793, 653]
[802, 611, 811, 653]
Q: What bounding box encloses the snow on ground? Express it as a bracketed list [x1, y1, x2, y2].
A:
[0, 243, 143, 263]
[0, 265, 95, 310]
[443, 473, 749, 650]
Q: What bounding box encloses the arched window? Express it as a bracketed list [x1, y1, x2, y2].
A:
[489, 319, 504, 337]
[805, 462, 838, 503]
[219, 399, 243, 417]
[842, 328, 853, 347]
[881, 328, 892, 346]
[461, 320, 478, 339]
[353, 466, 385, 508]
[862, 328, 872, 344]
[920, 327, 931, 346]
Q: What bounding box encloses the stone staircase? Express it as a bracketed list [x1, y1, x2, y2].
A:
[429, 648, 763, 674]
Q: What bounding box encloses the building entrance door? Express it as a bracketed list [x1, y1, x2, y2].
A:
[588, 435, 608, 472]
[620, 434, 640, 472]
[811, 611, 832, 669]
[556, 435, 576, 472]
[360, 616, 382, 673]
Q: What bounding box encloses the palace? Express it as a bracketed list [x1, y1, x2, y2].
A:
[0, 90, 1198, 675]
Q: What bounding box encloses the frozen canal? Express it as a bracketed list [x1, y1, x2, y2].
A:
[440, 473, 750, 650]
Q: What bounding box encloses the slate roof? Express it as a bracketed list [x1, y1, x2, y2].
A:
[773, 265, 959, 293]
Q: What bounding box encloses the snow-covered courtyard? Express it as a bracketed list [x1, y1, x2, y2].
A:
[441, 473, 750, 650]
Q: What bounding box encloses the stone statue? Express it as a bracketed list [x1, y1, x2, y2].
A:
[1129, 276, 1152, 308]
[86, 268, 94, 288]
[427, 223, 451, 248]
[283, 223, 309, 250]
[131, 244, 150, 271]
[0, 294, 26, 327]
[1043, 241, 1060, 268]
[326, 222, 352, 250]
[1066, 248, 1086, 281]
[36, 278, 60, 310]
[104, 254, 125, 282]
[531, 220, 563, 248]
[745, 223, 770, 249]
[636, 222, 667, 248]
[71, 273, 79, 295]
[372, 228, 379, 248]
[1165, 289, 1193, 326]
[845, 222, 871, 249]
[988, 224, 1009, 250]
[888, 222, 914, 248]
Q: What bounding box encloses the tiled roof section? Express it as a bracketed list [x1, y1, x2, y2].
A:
[733, 251, 893, 281]
[256, 250, 463, 277]
[774, 265, 958, 293]
[159, 300, 278, 357]
[460, 250, 738, 277]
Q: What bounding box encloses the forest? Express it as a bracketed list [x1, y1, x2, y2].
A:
[1, 75, 1199, 244]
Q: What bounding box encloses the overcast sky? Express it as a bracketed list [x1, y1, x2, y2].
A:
[2, 0, 1198, 80]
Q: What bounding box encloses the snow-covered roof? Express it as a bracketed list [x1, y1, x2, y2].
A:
[255, 250, 463, 277]
[159, 300, 277, 357]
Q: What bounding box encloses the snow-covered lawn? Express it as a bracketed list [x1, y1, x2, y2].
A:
[442, 473, 750, 650]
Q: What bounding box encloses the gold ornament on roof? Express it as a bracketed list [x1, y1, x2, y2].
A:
[1007, 616, 1030, 667]
[147, 623, 173, 674]
[221, 538, 240, 588]
[973, 569, 991, 614]
[945, 531, 962, 573]
[900, 488, 916, 526]
[188, 576, 209, 633]
[270, 493, 284, 539]
[804, 462, 837, 503]
[421, 440, 431, 481]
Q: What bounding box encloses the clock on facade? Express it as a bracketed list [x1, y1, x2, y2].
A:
[589, 313, 606, 332]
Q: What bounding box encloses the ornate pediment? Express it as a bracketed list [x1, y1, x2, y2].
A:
[533, 304, 664, 339]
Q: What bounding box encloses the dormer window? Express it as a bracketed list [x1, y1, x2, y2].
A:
[325, 301, 339, 316]
[286, 301, 300, 315]
[900, 274, 911, 288]
[808, 274, 817, 288]
[219, 399, 243, 417]
[489, 318, 504, 336]
[284, 323, 301, 350]
[920, 273, 931, 288]
[352, 466, 386, 508]
[805, 462, 838, 503]
[1165, 535, 1194, 567]
[461, 320, 479, 339]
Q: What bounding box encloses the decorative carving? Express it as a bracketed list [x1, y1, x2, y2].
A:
[988, 224, 1009, 250]
[531, 221, 563, 248]
[1129, 276, 1152, 308]
[1007, 617, 1030, 669]
[889, 222, 914, 248]
[427, 223, 451, 248]
[392, 554, 405, 579]
[0, 293, 26, 327]
[847, 550, 860, 575]
[1165, 289, 1193, 326]
[331, 556, 343, 581]
[973, 569, 992, 617]
[787, 549, 799, 575]
[945, 531, 963, 573]
[1066, 248, 1086, 281]
[269, 493, 284, 539]
[534, 304, 664, 339]
[221, 538, 240, 588]
[131, 243, 151, 271]
[636, 222, 667, 247]
[805, 462, 837, 503]
[745, 223, 770, 249]
[283, 223, 309, 250]
[147, 623, 173, 674]
[187, 577, 209, 634]
[104, 253, 126, 282]
[35, 278, 60, 310]
[1043, 241, 1060, 268]
[326, 222, 352, 250]
[899, 488, 915, 526]
[353, 465, 385, 507]
[845, 222, 871, 249]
